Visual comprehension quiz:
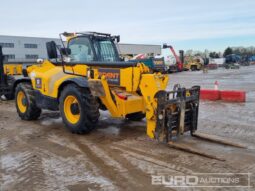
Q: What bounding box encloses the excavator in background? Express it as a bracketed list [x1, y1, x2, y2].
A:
[163, 44, 204, 71]
[14, 32, 200, 144]
[163, 44, 183, 73]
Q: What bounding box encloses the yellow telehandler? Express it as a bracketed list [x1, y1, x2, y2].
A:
[14, 32, 200, 143]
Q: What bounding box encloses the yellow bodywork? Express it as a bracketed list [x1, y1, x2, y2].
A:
[64, 95, 81, 124]
[139, 74, 168, 138]
[184, 62, 202, 71]
[27, 60, 169, 139]
[27, 60, 87, 98]
[184, 56, 203, 71]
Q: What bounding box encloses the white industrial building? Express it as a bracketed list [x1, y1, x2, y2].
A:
[117, 43, 161, 57]
[0, 35, 62, 62]
[0, 35, 161, 62]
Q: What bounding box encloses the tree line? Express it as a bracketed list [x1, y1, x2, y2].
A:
[219, 47, 255, 58]
[185, 47, 255, 58]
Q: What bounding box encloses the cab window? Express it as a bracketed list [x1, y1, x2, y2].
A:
[68, 37, 94, 62]
[94, 40, 119, 62]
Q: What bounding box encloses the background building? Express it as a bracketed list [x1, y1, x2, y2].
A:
[117, 43, 161, 57]
[0, 35, 62, 62]
[0, 35, 161, 62]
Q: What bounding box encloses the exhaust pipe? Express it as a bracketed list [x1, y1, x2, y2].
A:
[179, 50, 184, 64]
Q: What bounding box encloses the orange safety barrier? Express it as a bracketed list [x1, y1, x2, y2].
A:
[200, 89, 246, 102]
[200, 90, 220, 101]
[220, 90, 246, 102]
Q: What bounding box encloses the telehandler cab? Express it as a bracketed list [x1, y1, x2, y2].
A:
[15, 32, 200, 143]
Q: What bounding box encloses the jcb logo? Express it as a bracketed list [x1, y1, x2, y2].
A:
[98, 68, 120, 85]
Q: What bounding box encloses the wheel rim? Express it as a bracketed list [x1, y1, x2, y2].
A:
[17, 91, 27, 113]
[64, 95, 81, 124]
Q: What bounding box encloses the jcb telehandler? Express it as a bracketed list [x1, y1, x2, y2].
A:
[13, 32, 202, 145]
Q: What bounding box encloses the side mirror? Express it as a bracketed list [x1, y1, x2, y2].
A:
[46, 41, 58, 59]
[60, 48, 71, 56]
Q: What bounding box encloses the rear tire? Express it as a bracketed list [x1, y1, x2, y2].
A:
[15, 83, 41, 120]
[59, 84, 100, 134]
[126, 112, 145, 121]
[4, 76, 15, 100]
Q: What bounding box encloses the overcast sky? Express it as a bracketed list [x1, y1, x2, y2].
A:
[1, 0, 255, 51]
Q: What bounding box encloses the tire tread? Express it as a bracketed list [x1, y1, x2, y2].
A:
[15, 82, 41, 120]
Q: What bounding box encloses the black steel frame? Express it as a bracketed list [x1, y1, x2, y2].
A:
[154, 86, 200, 142]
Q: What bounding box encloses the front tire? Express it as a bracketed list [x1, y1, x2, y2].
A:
[59, 84, 100, 134]
[15, 83, 41, 120]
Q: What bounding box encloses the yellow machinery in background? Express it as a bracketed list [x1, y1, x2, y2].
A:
[4, 64, 23, 75]
[14, 32, 200, 143]
[0, 47, 23, 100]
[184, 56, 203, 71]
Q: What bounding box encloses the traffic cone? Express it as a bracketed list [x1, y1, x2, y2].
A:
[214, 81, 219, 90]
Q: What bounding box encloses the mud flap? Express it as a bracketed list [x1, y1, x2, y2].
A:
[154, 86, 200, 143]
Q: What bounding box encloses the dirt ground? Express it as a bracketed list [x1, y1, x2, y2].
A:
[1, 66, 255, 191]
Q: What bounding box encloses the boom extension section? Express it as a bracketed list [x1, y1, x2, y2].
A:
[87, 63, 200, 142]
